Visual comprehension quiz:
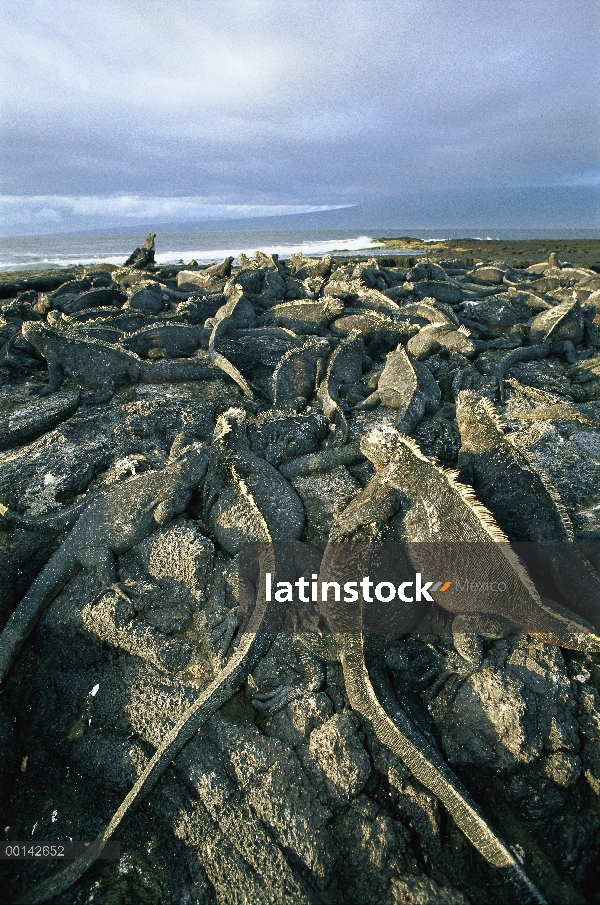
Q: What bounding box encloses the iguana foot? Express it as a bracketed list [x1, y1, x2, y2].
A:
[82, 372, 134, 405]
[108, 582, 134, 606]
[422, 648, 480, 702]
[252, 641, 326, 711]
[207, 611, 239, 656]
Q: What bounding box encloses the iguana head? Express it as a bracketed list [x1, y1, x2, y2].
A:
[437, 323, 475, 354]
[21, 321, 54, 354]
[456, 390, 505, 453]
[360, 426, 432, 471]
[168, 437, 209, 483]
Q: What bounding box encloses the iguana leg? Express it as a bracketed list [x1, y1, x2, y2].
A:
[78, 546, 117, 584]
[252, 634, 328, 711]
[37, 359, 64, 395]
[354, 389, 380, 410]
[207, 610, 239, 656]
[424, 614, 514, 701]
[83, 372, 134, 405]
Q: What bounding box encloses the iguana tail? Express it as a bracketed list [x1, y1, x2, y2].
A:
[210, 350, 254, 397]
[338, 633, 548, 905]
[0, 545, 79, 686]
[497, 344, 550, 403]
[0, 498, 90, 535]
[208, 317, 254, 397]
[14, 548, 278, 905]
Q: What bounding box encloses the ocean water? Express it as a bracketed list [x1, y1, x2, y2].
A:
[0, 227, 598, 272]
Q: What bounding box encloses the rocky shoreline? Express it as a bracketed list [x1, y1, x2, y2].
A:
[374, 238, 600, 272]
[0, 235, 599, 905]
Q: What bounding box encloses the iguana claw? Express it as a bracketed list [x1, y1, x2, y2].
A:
[208, 611, 239, 655]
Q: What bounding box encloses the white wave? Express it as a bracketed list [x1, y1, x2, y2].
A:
[155, 235, 383, 264]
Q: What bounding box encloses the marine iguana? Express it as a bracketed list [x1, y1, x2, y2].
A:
[496, 298, 589, 402]
[265, 297, 344, 326]
[205, 281, 257, 396]
[202, 408, 305, 554]
[503, 378, 594, 424]
[20, 321, 228, 402]
[317, 330, 364, 443]
[258, 426, 600, 902]
[278, 440, 364, 479]
[15, 413, 306, 904]
[257, 487, 549, 903]
[356, 426, 599, 648]
[124, 232, 156, 269]
[119, 322, 208, 359]
[456, 389, 600, 627]
[357, 345, 441, 435]
[271, 336, 330, 410]
[331, 312, 416, 353]
[406, 322, 476, 360]
[398, 299, 459, 326]
[0, 438, 210, 686]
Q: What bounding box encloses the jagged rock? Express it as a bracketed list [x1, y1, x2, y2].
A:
[124, 233, 157, 269]
[125, 519, 214, 600]
[81, 587, 193, 672]
[429, 636, 580, 772]
[308, 712, 372, 801]
[578, 686, 600, 794]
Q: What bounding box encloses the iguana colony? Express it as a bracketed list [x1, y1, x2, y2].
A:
[1, 241, 600, 905]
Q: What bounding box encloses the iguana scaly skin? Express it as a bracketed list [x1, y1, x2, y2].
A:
[497, 343, 551, 403]
[456, 389, 600, 627]
[358, 345, 442, 435]
[528, 297, 585, 346]
[205, 281, 256, 396]
[278, 440, 364, 479]
[406, 323, 475, 360]
[331, 311, 416, 345]
[0, 440, 209, 685]
[496, 299, 588, 402]
[358, 426, 599, 650]
[14, 544, 280, 905]
[21, 322, 227, 401]
[309, 525, 548, 903]
[308, 427, 600, 903]
[504, 379, 594, 424]
[266, 297, 344, 326]
[120, 322, 207, 359]
[202, 408, 306, 555]
[399, 299, 459, 326]
[0, 494, 96, 534]
[271, 337, 330, 411]
[317, 330, 364, 443]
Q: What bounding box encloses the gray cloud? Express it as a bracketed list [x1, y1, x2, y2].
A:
[1, 0, 598, 228]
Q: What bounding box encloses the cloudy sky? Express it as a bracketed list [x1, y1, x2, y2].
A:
[1, 0, 599, 233]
